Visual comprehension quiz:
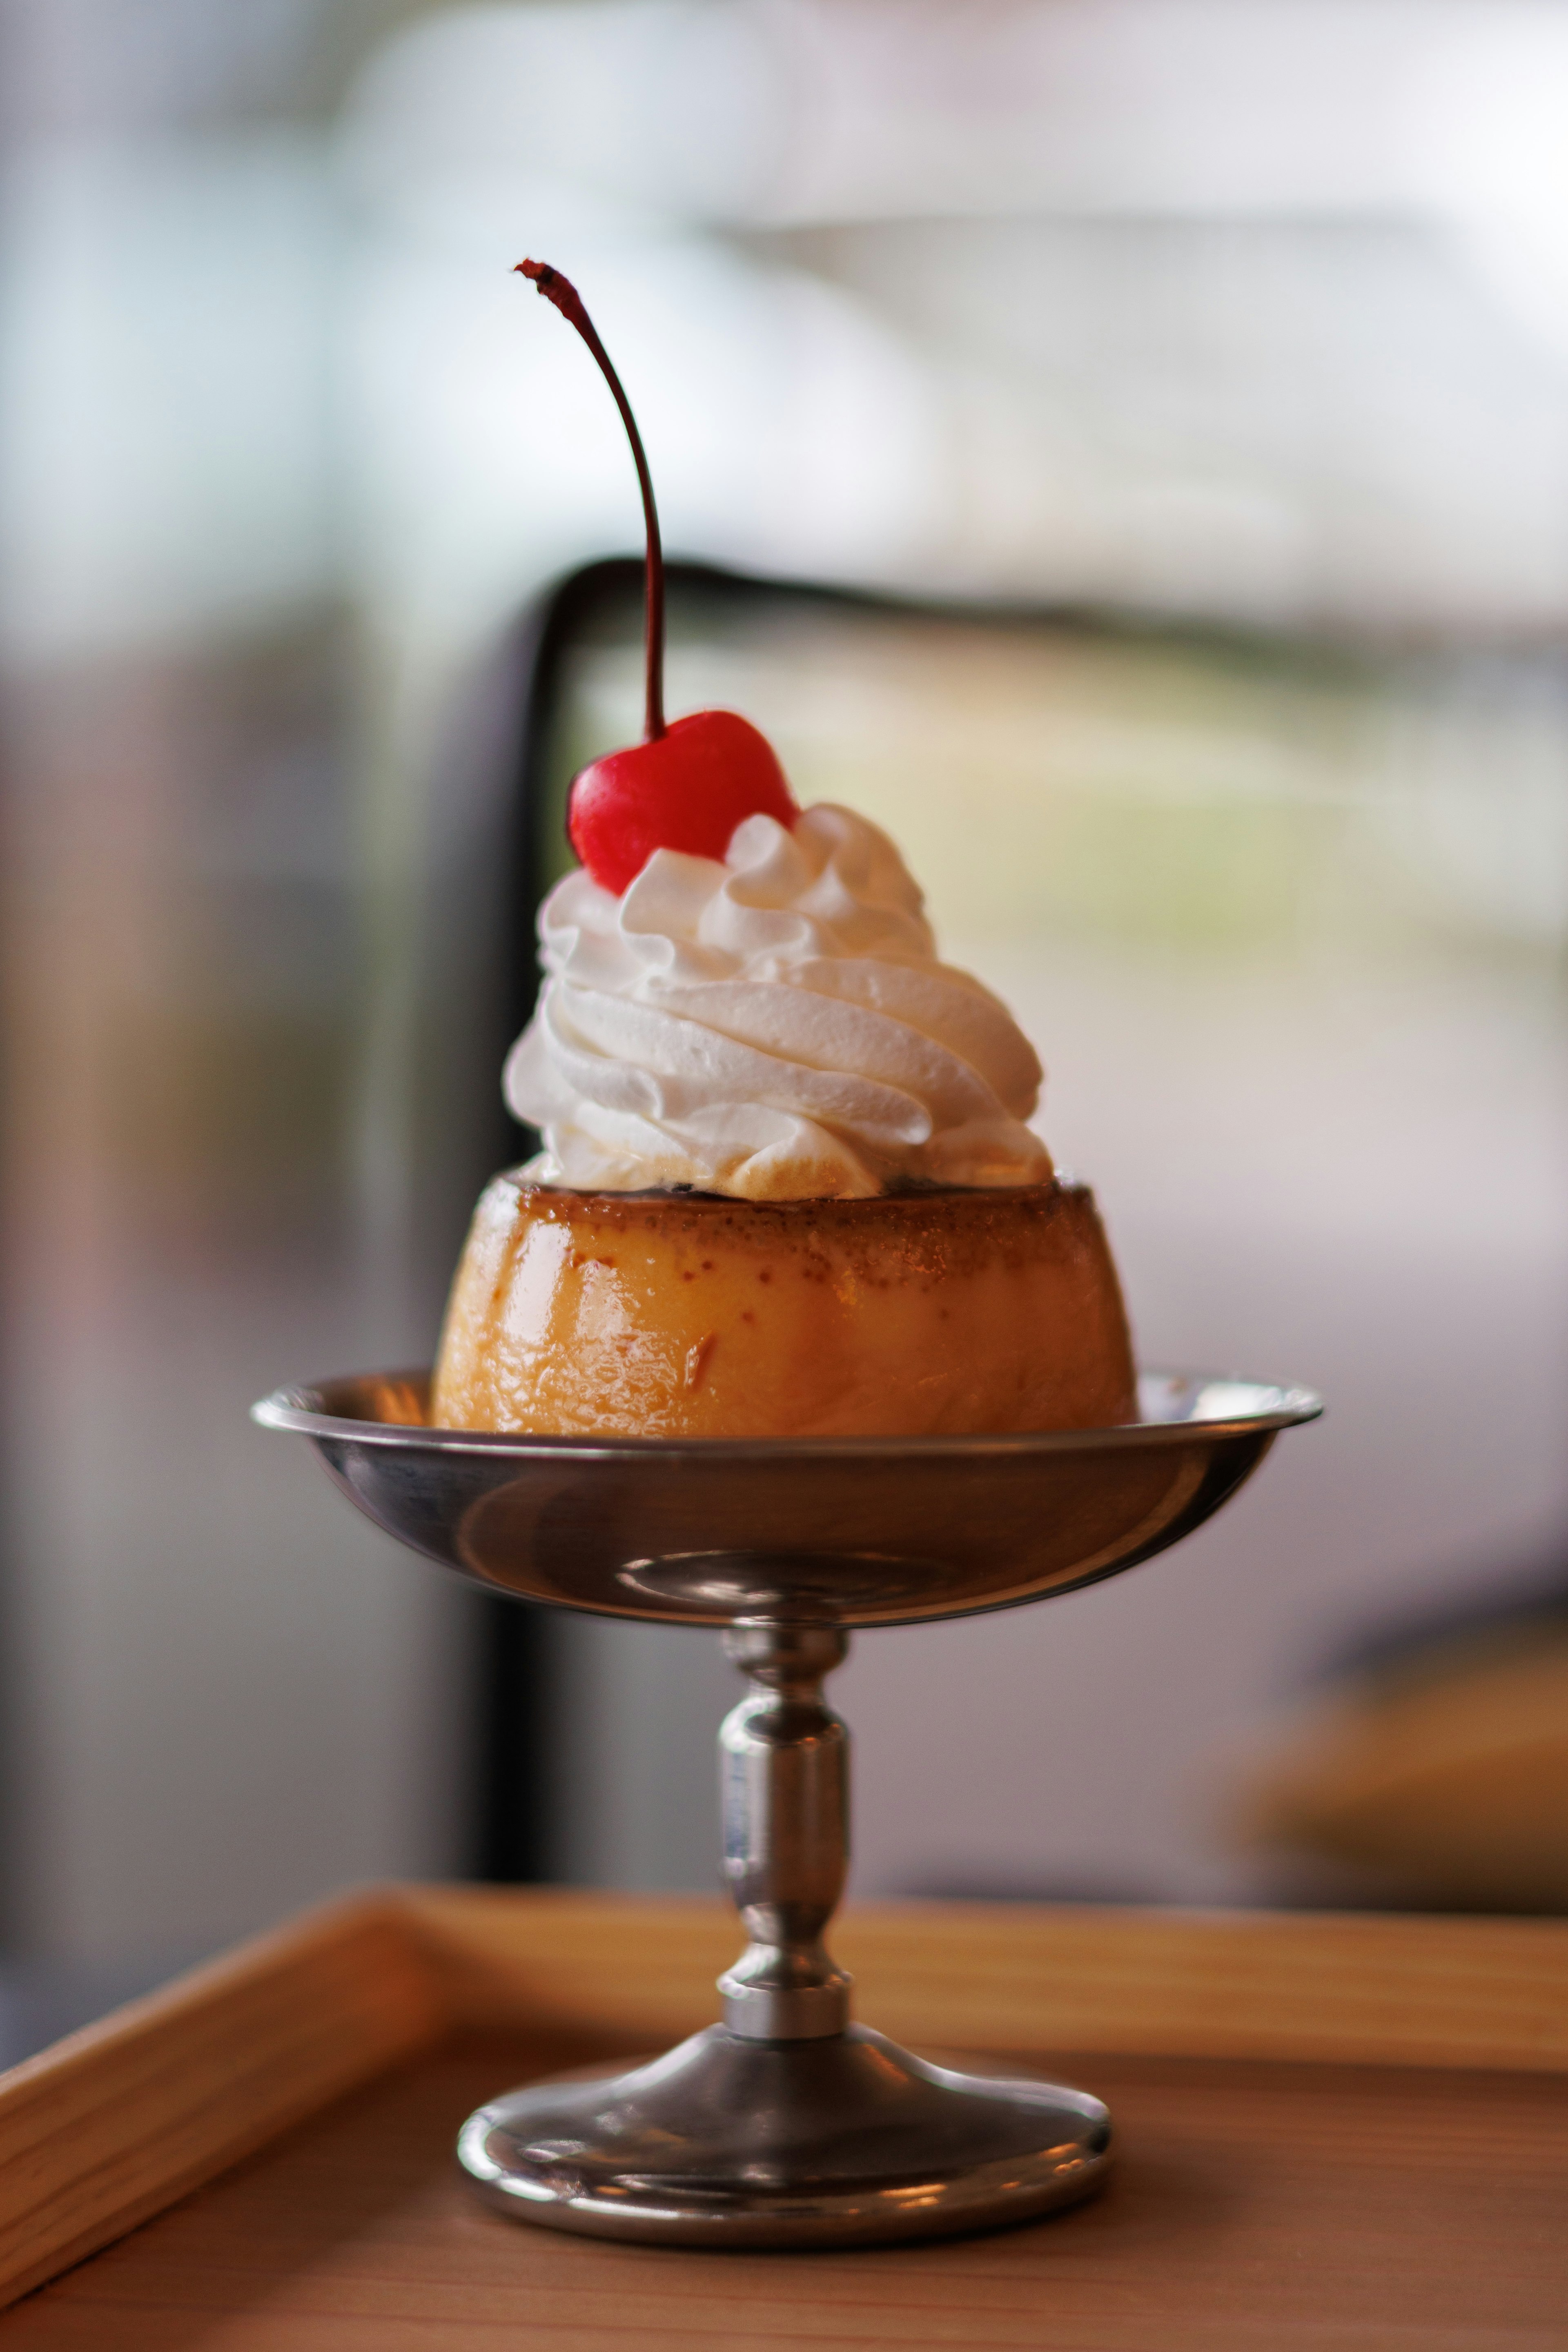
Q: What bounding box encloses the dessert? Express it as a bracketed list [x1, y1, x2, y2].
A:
[436, 1180, 1131, 1439]
[431, 262, 1134, 1438]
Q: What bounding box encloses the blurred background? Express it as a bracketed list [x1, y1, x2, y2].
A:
[2, 0, 1566, 2035]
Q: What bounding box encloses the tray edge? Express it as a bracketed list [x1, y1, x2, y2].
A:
[3, 1885, 1566, 2310]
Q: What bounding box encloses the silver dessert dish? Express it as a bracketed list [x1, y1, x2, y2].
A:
[255, 1367, 1320, 2249]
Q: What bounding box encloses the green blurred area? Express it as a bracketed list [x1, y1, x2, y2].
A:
[550, 595, 1568, 978]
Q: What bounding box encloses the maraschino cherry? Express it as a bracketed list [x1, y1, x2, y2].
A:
[515, 259, 797, 895]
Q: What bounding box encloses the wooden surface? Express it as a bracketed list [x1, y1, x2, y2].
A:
[0, 1897, 438, 2311]
[4, 2027, 1567, 2349]
[3, 1886, 1568, 2332]
[401, 1884, 1568, 2072]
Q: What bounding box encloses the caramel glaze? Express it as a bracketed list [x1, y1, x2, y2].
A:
[432, 1176, 1136, 1439]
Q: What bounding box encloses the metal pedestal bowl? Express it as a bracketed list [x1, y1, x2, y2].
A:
[255, 1368, 1319, 2248]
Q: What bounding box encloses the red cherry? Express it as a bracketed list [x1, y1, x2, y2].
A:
[515, 260, 798, 896]
[568, 709, 797, 895]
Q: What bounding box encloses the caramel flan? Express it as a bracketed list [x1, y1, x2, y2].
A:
[433, 1176, 1134, 1439]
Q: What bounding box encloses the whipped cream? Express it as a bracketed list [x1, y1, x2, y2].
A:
[504, 804, 1054, 1201]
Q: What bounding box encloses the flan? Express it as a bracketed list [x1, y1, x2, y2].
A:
[432, 1175, 1134, 1439]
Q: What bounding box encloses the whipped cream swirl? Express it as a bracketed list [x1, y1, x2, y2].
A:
[505, 804, 1054, 1200]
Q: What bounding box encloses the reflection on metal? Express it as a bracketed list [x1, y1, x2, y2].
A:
[256, 1363, 1319, 2245]
[717, 1623, 851, 2042]
[253, 1368, 1319, 1631]
[458, 2024, 1113, 2249]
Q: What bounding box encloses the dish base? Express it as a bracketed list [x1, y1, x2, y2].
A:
[457, 2021, 1112, 2247]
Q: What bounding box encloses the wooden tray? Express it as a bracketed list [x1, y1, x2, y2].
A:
[0, 1887, 1565, 2346]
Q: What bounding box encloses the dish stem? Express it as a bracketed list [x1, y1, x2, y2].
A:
[718, 1621, 853, 2038]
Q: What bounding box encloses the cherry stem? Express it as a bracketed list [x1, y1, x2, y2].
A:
[515, 259, 665, 742]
